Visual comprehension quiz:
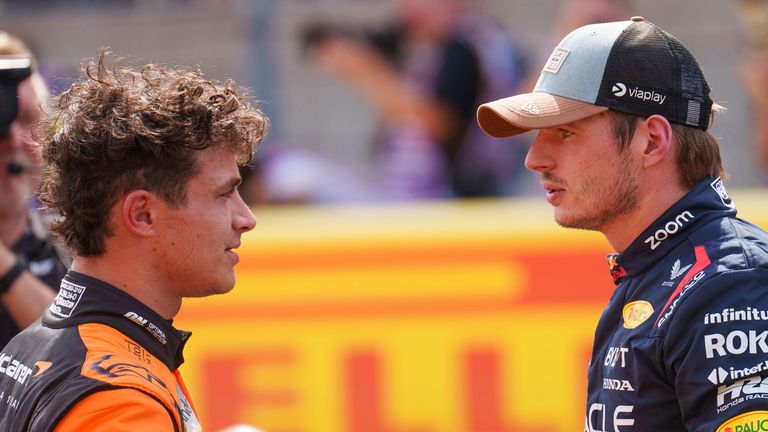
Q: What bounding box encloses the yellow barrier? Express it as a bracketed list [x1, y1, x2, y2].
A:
[176, 190, 768, 432]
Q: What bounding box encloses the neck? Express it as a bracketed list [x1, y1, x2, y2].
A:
[71, 255, 182, 320]
[601, 181, 688, 253]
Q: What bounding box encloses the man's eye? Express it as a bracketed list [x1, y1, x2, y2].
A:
[559, 129, 574, 139]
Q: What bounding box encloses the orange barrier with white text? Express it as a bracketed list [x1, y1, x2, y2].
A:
[176, 190, 768, 432]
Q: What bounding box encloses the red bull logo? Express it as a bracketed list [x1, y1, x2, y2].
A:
[607, 254, 627, 284]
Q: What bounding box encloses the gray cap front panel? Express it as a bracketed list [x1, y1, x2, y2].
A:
[534, 20, 631, 103]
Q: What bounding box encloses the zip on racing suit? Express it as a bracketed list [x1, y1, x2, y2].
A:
[585, 177, 768, 431]
[0, 271, 201, 431]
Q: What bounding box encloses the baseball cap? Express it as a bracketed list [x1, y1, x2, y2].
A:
[477, 17, 715, 137]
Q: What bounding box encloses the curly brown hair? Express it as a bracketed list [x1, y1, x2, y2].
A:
[37, 51, 269, 257]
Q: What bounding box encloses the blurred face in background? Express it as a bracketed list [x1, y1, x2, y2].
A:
[0, 78, 43, 219]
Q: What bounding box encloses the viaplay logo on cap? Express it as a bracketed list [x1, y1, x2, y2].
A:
[716, 410, 768, 432]
[611, 82, 667, 105]
[612, 83, 627, 97]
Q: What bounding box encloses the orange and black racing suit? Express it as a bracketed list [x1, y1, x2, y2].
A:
[0, 271, 201, 431]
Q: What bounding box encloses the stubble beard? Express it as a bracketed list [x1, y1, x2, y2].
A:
[554, 153, 640, 232]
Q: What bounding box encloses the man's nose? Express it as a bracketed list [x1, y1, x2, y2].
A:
[524, 132, 555, 173]
[234, 192, 257, 233]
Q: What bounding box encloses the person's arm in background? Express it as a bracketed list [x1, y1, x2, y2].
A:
[0, 243, 56, 328]
[308, 35, 468, 143]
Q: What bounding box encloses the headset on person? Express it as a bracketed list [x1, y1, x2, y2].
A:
[0, 56, 33, 176]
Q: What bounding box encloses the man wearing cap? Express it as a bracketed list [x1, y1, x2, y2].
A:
[477, 17, 768, 431]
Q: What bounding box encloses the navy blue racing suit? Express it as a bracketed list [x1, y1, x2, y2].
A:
[585, 177, 768, 431]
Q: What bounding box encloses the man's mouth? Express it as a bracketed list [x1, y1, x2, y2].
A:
[541, 181, 564, 193]
[225, 242, 241, 265]
[541, 182, 565, 204]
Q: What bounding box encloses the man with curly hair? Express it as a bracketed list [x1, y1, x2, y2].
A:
[0, 52, 268, 431]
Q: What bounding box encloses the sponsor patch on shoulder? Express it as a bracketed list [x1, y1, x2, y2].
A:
[710, 177, 734, 208]
[622, 300, 654, 329]
[716, 410, 768, 432]
[49, 279, 86, 317]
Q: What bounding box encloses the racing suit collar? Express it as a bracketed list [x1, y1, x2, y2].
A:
[44, 271, 191, 370]
[607, 177, 736, 284]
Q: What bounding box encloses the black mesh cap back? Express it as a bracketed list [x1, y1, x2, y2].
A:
[595, 21, 713, 130]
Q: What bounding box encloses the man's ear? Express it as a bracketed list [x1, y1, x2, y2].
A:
[641, 114, 674, 168]
[121, 190, 157, 236]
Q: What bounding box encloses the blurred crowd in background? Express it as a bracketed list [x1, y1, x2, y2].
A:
[1, 0, 767, 206]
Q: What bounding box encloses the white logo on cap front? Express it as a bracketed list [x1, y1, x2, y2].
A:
[542, 48, 570, 74]
[612, 83, 627, 97]
[521, 101, 540, 115]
